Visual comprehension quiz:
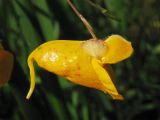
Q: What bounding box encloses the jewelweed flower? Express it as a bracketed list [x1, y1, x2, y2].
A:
[0, 43, 13, 87]
[26, 35, 133, 100]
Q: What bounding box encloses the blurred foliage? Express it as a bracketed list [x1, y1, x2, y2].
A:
[0, 0, 160, 120]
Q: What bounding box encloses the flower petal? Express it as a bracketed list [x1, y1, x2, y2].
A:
[102, 35, 133, 64]
[92, 58, 123, 100]
[0, 50, 13, 87]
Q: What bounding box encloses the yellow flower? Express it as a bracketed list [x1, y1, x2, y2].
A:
[26, 35, 133, 100]
[0, 43, 14, 87]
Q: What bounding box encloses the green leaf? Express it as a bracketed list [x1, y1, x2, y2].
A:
[46, 92, 66, 120]
[32, 0, 60, 40]
[81, 104, 89, 120]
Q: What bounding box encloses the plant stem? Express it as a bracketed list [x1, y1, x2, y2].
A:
[67, 0, 97, 39]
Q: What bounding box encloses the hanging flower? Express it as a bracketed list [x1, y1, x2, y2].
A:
[26, 35, 133, 100]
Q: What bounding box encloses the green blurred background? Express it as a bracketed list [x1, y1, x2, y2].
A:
[0, 0, 160, 120]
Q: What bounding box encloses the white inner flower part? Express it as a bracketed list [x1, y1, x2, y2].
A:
[82, 39, 108, 59]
